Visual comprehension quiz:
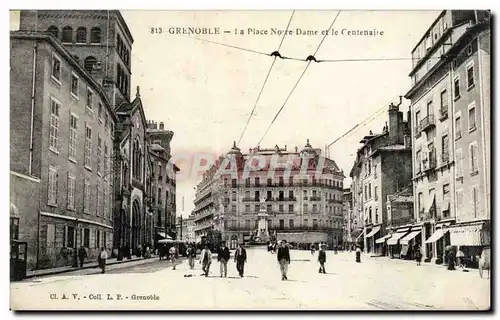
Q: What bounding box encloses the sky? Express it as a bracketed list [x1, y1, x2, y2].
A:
[10, 10, 440, 216]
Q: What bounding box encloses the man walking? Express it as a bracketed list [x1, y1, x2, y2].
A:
[234, 243, 247, 277]
[318, 244, 327, 273]
[78, 247, 87, 268]
[186, 244, 196, 269]
[277, 240, 291, 280]
[200, 245, 212, 277]
[98, 247, 108, 274]
[169, 245, 178, 270]
[217, 242, 230, 278]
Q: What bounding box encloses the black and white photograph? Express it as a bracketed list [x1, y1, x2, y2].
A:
[8, 7, 491, 311]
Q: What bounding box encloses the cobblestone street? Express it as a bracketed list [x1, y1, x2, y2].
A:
[10, 247, 490, 310]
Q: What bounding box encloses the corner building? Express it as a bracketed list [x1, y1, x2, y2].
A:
[194, 141, 345, 249]
[405, 10, 490, 263]
[10, 31, 117, 269]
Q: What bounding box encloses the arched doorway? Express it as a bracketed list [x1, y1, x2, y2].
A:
[131, 200, 141, 251]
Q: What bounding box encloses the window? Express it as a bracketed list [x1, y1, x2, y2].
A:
[415, 110, 421, 133]
[98, 103, 103, 120]
[279, 191, 284, 200]
[232, 191, 236, 201]
[67, 173, 75, 210]
[267, 178, 272, 186]
[303, 190, 307, 199]
[313, 219, 318, 229]
[418, 192, 424, 214]
[373, 164, 377, 178]
[279, 204, 284, 213]
[83, 228, 90, 247]
[48, 26, 59, 38]
[76, 27, 87, 43]
[245, 177, 250, 187]
[49, 98, 60, 152]
[289, 177, 293, 186]
[468, 102, 477, 131]
[374, 186, 378, 201]
[279, 176, 284, 186]
[368, 183, 372, 199]
[10, 218, 19, 241]
[65, 226, 75, 248]
[442, 134, 449, 163]
[255, 177, 260, 187]
[312, 190, 317, 198]
[453, 76, 460, 100]
[84, 56, 97, 73]
[375, 208, 379, 223]
[104, 144, 108, 176]
[245, 205, 250, 213]
[289, 190, 294, 200]
[231, 204, 236, 212]
[68, 115, 78, 160]
[364, 185, 368, 200]
[471, 186, 479, 218]
[455, 149, 463, 178]
[313, 204, 317, 212]
[469, 142, 479, 174]
[96, 180, 102, 216]
[289, 204, 294, 212]
[84, 179, 91, 213]
[303, 203, 308, 213]
[254, 204, 259, 212]
[85, 126, 92, 168]
[254, 191, 260, 201]
[416, 150, 422, 173]
[90, 27, 102, 44]
[267, 204, 272, 213]
[426, 100, 434, 116]
[51, 54, 61, 81]
[443, 183, 450, 200]
[304, 219, 309, 227]
[48, 166, 58, 205]
[267, 191, 272, 200]
[289, 219, 294, 229]
[455, 189, 463, 217]
[440, 89, 448, 114]
[96, 136, 102, 174]
[62, 26, 73, 43]
[71, 73, 79, 97]
[455, 114, 462, 139]
[279, 219, 285, 229]
[467, 63, 475, 89]
[232, 179, 237, 187]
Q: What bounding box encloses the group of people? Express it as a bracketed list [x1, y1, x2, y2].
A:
[186, 243, 248, 278]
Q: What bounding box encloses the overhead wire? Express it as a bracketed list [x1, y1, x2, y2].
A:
[257, 10, 342, 146]
[237, 10, 296, 146]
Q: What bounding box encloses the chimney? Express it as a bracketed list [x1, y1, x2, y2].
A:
[388, 97, 403, 144]
[160, 122, 164, 130]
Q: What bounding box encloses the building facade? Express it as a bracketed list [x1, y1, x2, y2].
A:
[193, 141, 345, 249]
[405, 10, 490, 263]
[10, 31, 117, 269]
[349, 102, 413, 255]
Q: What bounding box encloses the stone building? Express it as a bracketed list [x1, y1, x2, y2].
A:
[349, 101, 413, 255]
[193, 141, 345, 249]
[146, 120, 178, 247]
[10, 31, 117, 269]
[404, 10, 491, 263]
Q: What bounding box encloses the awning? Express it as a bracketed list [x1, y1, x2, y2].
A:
[425, 228, 448, 244]
[387, 231, 408, 245]
[400, 230, 422, 245]
[10, 203, 20, 217]
[365, 226, 381, 238]
[425, 190, 436, 213]
[355, 231, 364, 242]
[157, 232, 173, 240]
[375, 234, 391, 244]
[436, 221, 453, 229]
[449, 224, 483, 246]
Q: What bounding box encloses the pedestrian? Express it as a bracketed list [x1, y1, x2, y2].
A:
[318, 244, 327, 274]
[415, 245, 422, 266]
[98, 247, 108, 274]
[234, 243, 247, 277]
[277, 240, 291, 280]
[311, 244, 316, 255]
[217, 242, 230, 277]
[334, 245, 338, 255]
[187, 244, 196, 269]
[355, 245, 361, 263]
[169, 245, 178, 270]
[456, 248, 465, 269]
[447, 250, 456, 271]
[200, 245, 212, 277]
[78, 247, 87, 268]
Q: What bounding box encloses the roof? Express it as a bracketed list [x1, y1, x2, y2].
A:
[114, 10, 135, 43]
[10, 31, 118, 122]
[372, 144, 411, 157]
[150, 143, 164, 151]
[410, 10, 446, 54]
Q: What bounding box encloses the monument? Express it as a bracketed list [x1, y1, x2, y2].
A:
[257, 197, 270, 242]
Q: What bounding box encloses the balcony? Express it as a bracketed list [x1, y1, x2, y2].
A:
[439, 107, 449, 121]
[328, 199, 343, 204]
[423, 150, 437, 171]
[242, 197, 254, 202]
[419, 115, 436, 132]
[310, 196, 322, 201]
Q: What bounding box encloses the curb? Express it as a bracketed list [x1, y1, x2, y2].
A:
[24, 256, 158, 279]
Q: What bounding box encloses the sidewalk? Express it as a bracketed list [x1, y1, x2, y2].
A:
[25, 255, 158, 279]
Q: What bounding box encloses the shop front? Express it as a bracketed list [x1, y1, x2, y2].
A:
[399, 226, 422, 260]
[364, 226, 381, 255]
[386, 227, 410, 259]
[424, 221, 452, 264]
[448, 221, 489, 269]
[375, 234, 392, 256]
